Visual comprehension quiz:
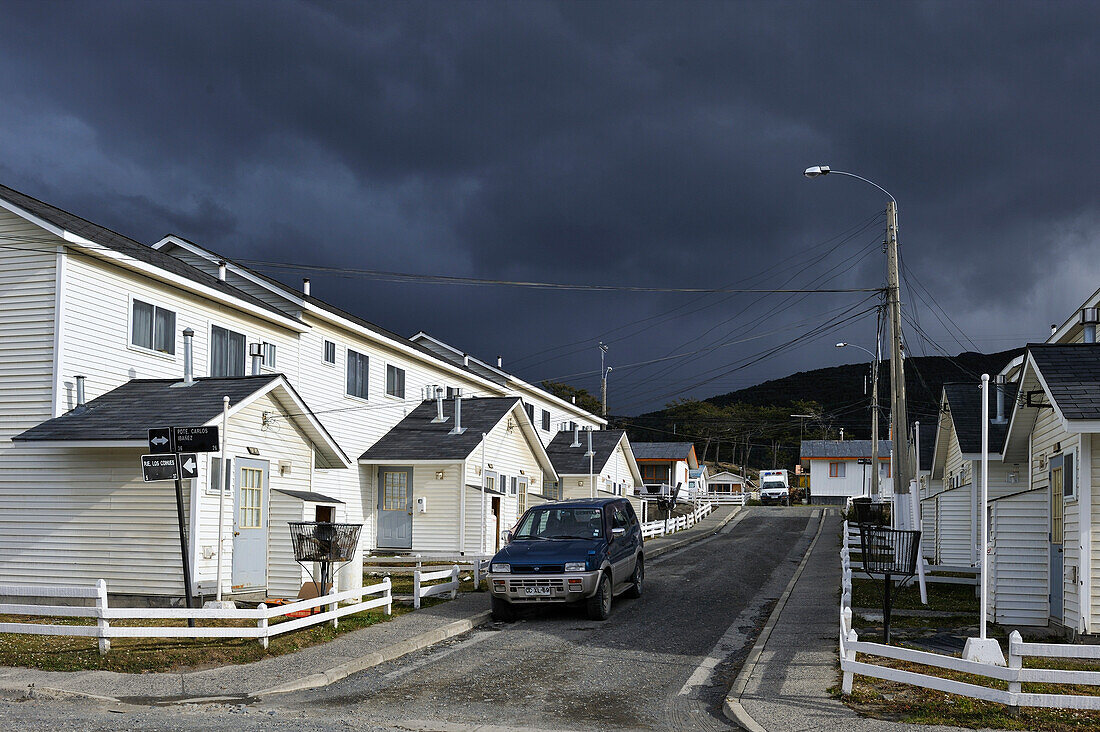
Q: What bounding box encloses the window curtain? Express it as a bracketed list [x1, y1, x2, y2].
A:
[227, 330, 246, 376]
[132, 300, 154, 349]
[153, 307, 175, 354]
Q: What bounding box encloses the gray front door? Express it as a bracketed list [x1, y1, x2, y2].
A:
[233, 458, 269, 591]
[377, 467, 413, 549]
[1049, 456, 1064, 622]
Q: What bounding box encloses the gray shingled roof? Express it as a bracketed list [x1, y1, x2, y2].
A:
[0, 184, 296, 322]
[359, 397, 521, 461]
[272, 489, 344, 504]
[14, 375, 281, 441]
[800, 440, 892, 459]
[943, 381, 1019, 454]
[1029, 344, 1100, 420]
[545, 430, 626, 475]
[631, 442, 695, 460]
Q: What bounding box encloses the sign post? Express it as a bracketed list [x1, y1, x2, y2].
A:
[143, 427, 219, 623]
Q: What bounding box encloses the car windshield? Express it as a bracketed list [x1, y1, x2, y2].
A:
[763, 481, 785, 490]
[513, 507, 604, 540]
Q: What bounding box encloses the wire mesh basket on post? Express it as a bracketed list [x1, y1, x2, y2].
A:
[288, 522, 363, 610]
[858, 525, 921, 644]
[852, 498, 890, 527]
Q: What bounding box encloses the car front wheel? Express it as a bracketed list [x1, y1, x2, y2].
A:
[586, 572, 612, 620]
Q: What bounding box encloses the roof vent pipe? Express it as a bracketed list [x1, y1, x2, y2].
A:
[497, 356, 502, 368]
[1051, 323, 1058, 335]
[183, 328, 195, 384]
[432, 386, 448, 423]
[463, 354, 470, 367]
[449, 389, 466, 435]
[217, 260, 227, 281]
[75, 375, 86, 408]
[585, 428, 595, 458]
[1080, 307, 1099, 343]
[303, 278, 310, 296]
[571, 424, 581, 448]
[994, 374, 1007, 424]
[249, 342, 263, 376]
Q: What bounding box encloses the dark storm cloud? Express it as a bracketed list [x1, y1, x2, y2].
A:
[0, 1, 1096, 411]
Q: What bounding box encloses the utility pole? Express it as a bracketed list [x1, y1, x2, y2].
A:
[870, 313, 881, 497]
[599, 342, 609, 417]
[885, 200, 911, 498]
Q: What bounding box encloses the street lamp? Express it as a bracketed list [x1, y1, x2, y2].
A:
[805, 164, 912, 521]
[836, 341, 881, 497]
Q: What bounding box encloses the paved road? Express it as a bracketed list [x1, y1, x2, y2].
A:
[1, 508, 822, 731]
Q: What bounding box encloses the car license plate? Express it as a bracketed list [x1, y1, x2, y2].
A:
[524, 586, 551, 596]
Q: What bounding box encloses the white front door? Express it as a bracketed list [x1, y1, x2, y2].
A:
[233, 458, 269, 591]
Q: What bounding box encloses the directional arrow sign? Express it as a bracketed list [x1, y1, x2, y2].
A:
[148, 427, 174, 454]
[173, 426, 220, 453]
[179, 453, 199, 480]
[141, 454, 178, 482]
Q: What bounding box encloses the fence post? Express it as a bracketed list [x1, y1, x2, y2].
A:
[384, 576, 392, 616]
[1007, 630, 1022, 709]
[473, 559, 481, 589]
[841, 629, 857, 695]
[413, 569, 422, 610]
[95, 579, 110, 656]
[329, 587, 339, 629]
[258, 603, 269, 649]
[451, 565, 459, 600]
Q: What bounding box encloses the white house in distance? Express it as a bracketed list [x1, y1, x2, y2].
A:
[706, 470, 749, 494]
[631, 442, 699, 499]
[544, 429, 644, 516]
[0, 181, 604, 605]
[800, 440, 893, 506]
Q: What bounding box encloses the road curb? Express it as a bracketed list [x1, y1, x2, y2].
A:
[248, 609, 493, 698]
[722, 510, 829, 732]
[646, 506, 742, 559]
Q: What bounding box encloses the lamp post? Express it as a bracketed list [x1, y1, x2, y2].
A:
[806, 165, 912, 521]
[836, 341, 882, 498]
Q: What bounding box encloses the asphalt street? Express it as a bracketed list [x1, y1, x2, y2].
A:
[0, 507, 821, 731]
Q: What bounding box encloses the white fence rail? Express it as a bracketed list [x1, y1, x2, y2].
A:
[412, 565, 460, 610]
[641, 501, 715, 539]
[364, 554, 492, 586]
[0, 578, 392, 655]
[839, 521, 1100, 710]
[702, 492, 748, 506]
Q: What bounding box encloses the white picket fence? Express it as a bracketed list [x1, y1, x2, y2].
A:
[701, 492, 748, 506]
[364, 554, 492, 587]
[844, 523, 979, 585]
[0, 578, 392, 655]
[641, 501, 715, 539]
[412, 565, 460, 610]
[840, 521, 1100, 709]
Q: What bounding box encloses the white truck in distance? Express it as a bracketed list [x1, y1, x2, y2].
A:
[758, 469, 790, 505]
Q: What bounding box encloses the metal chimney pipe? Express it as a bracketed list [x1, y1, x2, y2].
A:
[217, 261, 227, 281]
[303, 278, 311, 296]
[993, 374, 1008, 424]
[249, 342, 263, 376]
[75, 375, 86, 407]
[497, 356, 502, 368]
[463, 354, 470, 367]
[432, 386, 448, 423]
[571, 424, 581, 448]
[1080, 307, 1098, 343]
[449, 389, 466, 434]
[183, 328, 195, 383]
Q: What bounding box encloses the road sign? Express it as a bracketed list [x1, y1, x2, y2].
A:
[179, 453, 199, 480]
[148, 427, 174, 454]
[173, 426, 220, 453]
[141, 454, 178, 482]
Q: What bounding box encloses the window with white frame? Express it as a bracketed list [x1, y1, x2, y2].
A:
[541, 409, 551, 431]
[386, 364, 406, 398]
[262, 342, 276, 369]
[347, 349, 369, 399]
[210, 325, 246, 376]
[323, 339, 336, 364]
[131, 299, 176, 355]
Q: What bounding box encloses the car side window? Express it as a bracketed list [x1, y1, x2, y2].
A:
[612, 506, 630, 530]
[622, 501, 639, 527]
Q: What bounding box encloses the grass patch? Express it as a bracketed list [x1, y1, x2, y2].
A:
[851, 577, 979, 613]
[842, 651, 1100, 731]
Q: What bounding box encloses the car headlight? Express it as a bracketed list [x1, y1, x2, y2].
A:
[564, 562, 586, 572]
[491, 563, 511, 573]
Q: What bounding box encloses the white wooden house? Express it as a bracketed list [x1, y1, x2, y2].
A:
[0, 181, 604, 602]
[925, 382, 1020, 567]
[631, 442, 698, 499]
[800, 440, 893, 506]
[545, 429, 644, 517]
[706, 470, 748, 494]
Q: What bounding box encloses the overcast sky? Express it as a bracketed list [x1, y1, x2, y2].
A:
[1, 1, 1097, 414]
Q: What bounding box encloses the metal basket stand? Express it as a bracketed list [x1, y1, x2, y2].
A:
[288, 522, 363, 611]
[858, 524, 921, 643]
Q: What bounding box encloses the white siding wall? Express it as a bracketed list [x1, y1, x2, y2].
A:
[992, 489, 1050, 626]
[808, 459, 893, 499]
[937, 488, 972, 566]
[1031, 406, 1077, 627]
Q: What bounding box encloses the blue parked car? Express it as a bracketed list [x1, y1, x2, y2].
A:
[487, 497, 644, 621]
